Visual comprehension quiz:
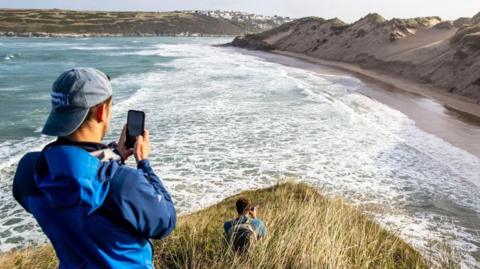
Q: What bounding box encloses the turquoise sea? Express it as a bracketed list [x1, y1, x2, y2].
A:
[0, 37, 479, 267]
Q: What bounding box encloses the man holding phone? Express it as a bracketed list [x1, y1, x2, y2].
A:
[12, 68, 176, 268]
[224, 197, 267, 251]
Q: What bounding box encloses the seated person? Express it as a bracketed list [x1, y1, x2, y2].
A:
[224, 197, 266, 251]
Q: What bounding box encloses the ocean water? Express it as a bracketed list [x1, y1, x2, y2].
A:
[0, 37, 479, 267]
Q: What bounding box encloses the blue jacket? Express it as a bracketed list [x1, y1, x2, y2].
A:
[224, 215, 267, 238]
[13, 141, 176, 269]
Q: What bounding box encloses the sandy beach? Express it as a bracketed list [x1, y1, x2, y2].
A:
[242, 49, 480, 158]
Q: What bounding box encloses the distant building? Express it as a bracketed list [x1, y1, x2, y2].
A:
[184, 10, 293, 30]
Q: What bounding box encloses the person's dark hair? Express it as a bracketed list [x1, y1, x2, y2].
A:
[236, 197, 252, 215]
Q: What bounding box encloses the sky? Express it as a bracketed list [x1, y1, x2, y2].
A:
[0, 0, 478, 23]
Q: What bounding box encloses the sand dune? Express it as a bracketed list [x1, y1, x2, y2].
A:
[229, 12, 480, 103]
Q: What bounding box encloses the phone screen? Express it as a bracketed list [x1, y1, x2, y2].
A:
[125, 110, 145, 148]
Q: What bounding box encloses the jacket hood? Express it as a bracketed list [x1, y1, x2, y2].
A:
[34, 145, 115, 214]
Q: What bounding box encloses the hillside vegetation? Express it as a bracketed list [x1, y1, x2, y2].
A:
[0, 182, 456, 269]
[0, 9, 285, 36]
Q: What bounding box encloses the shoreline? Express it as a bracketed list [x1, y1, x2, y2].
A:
[241, 49, 480, 158]
[273, 50, 480, 118]
[0, 33, 236, 38]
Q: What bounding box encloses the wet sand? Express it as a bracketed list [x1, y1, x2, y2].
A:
[239, 49, 480, 158]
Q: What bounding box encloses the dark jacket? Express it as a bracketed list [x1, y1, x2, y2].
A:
[12, 139, 176, 268]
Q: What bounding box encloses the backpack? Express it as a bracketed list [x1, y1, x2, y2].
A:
[226, 217, 258, 252]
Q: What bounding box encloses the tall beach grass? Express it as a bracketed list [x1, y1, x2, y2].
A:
[0, 182, 458, 268]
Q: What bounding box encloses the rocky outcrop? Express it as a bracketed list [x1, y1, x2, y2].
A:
[228, 12, 480, 102]
[473, 12, 480, 24]
[453, 17, 472, 28]
[388, 16, 441, 41]
[229, 35, 275, 50]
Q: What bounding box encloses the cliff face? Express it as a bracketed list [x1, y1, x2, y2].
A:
[230, 12, 480, 102]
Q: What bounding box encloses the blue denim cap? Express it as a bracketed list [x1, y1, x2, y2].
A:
[42, 68, 112, 137]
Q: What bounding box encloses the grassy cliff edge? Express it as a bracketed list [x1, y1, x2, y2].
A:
[0, 182, 444, 268]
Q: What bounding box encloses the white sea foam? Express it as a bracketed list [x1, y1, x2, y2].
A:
[0, 136, 54, 251]
[107, 49, 160, 56]
[1, 52, 23, 61]
[0, 86, 25, 92]
[71, 46, 131, 51]
[15, 42, 84, 48]
[0, 41, 479, 266]
[108, 43, 217, 57]
[0, 136, 52, 174]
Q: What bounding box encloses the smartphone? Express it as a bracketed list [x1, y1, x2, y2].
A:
[125, 110, 145, 148]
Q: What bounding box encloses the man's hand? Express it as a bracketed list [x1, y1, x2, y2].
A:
[134, 129, 150, 162]
[248, 207, 257, 219]
[117, 124, 134, 161]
